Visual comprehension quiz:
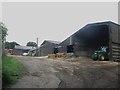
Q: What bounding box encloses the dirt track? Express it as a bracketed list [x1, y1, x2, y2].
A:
[9, 55, 119, 88]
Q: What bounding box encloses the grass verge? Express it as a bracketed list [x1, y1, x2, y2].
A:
[0, 59, 2, 74]
[0, 59, 2, 89]
[2, 55, 25, 86]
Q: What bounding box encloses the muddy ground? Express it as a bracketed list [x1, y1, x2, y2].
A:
[8, 55, 119, 88]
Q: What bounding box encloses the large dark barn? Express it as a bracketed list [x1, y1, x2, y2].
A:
[59, 21, 120, 61]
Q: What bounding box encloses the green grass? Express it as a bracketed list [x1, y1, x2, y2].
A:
[0, 59, 1, 90]
[2, 55, 24, 86]
[0, 59, 2, 74]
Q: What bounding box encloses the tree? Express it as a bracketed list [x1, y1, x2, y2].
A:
[26, 42, 37, 47]
[5, 41, 20, 49]
[4, 41, 9, 49]
[0, 22, 8, 43]
[0, 22, 8, 56]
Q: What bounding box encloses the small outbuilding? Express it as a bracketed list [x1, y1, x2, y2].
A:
[13, 45, 36, 55]
[39, 40, 61, 56]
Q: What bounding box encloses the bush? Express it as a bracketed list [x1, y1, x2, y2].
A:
[2, 55, 24, 86]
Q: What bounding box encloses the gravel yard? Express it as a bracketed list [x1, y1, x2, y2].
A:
[7, 55, 119, 88]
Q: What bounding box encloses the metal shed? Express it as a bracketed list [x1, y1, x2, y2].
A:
[59, 21, 120, 61]
[39, 40, 61, 56]
[13, 45, 36, 55]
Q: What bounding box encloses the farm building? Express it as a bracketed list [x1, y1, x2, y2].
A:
[58, 21, 120, 61]
[13, 45, 36, 55]
[38, 40, 61, 56]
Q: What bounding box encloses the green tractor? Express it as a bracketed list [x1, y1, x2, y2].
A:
[92, 46, 110, 61]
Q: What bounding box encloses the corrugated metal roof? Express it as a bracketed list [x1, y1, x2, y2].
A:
[41, 40, 61, 45]
[14, 45, 36, 50]
[60, 21, 120, 45]
[46, 40, 61, 44]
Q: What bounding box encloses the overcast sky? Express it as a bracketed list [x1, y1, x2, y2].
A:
[2, 2, 118, 46]
[0, 2, 1, 21]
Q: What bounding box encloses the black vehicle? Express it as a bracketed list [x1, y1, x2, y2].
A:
[92, 46, 110, 61]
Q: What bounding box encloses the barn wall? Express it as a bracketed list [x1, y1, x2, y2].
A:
[13, 49, 23, 55]
[109, 23, 120, 61]
[13, 49, 30, 55]
[39, 42, 58, 56]
[59, 37, 71, 54]
[110, 23, 119, 43]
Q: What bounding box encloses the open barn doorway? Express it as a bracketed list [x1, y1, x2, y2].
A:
[73, 24, 110, 60]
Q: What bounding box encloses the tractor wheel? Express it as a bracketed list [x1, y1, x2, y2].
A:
[99, 54, 105, 61]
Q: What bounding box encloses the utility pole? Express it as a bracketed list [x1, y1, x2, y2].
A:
[36, 37, 38, 57]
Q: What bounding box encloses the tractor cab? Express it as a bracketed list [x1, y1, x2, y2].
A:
[92, 46, 110, 61]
